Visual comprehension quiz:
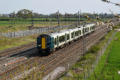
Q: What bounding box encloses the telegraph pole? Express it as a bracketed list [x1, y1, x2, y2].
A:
[82, 22, 86, 80]
[57, 10, 60, 27]
[65, 12, 67, 25]
[78, 10, 81, 26]
[82, 23, 86, 55]
[31, 10, 34, 27]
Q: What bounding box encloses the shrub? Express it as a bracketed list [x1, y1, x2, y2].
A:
[87, 46, 99, 54]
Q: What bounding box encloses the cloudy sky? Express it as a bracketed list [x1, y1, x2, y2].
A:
[0, 0, 119, 14]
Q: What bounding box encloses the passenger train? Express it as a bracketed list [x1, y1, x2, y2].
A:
[37, 23, 95, 54]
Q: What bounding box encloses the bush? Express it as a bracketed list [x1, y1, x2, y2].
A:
[87, 46, 100, 54]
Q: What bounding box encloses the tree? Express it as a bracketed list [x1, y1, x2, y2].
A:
[16, 9, 32, 19]
[9, 12, 16, 18]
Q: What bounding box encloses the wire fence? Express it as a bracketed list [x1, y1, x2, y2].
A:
[0, 25, 75, 38]
[84, 31, 117, 80]
[0, 20, 119, 38]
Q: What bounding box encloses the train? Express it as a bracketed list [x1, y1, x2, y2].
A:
[37, 23, 95, 54]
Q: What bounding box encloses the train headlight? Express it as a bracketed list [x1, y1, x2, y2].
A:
[38, 45, 41, 47]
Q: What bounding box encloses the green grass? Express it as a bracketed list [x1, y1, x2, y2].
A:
[88, 32, 120, 80]
[0, 17, 109, 33]
[0, 35, 37, 51]
[0, 21, 75, 32]
[58, 30, 114, 80]
[20, 26, 113, 80]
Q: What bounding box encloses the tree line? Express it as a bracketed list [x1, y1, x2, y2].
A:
[0, 9, 114, 21]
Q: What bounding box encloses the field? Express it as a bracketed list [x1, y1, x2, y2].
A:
[88, 31, 120, 80]
[0, 21, 74, 33]
[0, 35, 37, 51]
[0, 20, 75, 51]
[0, 18, 85, 33]
[0, 17, 108, 33]
[0, 18, 78, 51]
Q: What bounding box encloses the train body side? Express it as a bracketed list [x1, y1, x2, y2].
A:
[37, 23, 96, 54]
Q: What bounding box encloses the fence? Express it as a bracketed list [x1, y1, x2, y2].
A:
[84, 31, 117, 80]
[0, 21, 119, 38]
[0, 25, 75, 38]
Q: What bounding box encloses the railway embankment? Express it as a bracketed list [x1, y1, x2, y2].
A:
[59, 30, 116, 80]
[0, 22, 119, 80]
[88, 31, 120, 80]
[18, 23, 110, 80]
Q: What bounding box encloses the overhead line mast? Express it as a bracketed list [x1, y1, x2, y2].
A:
[102, 0, 120, 7]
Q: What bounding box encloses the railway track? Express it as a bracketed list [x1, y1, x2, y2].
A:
[0, 24, 111, 80]
[0, 42, 36, 58]
[41, 25, 108, 77]
[0, 42, 37, 76]
[14, 25, 108, 80]
[23, 27, 108, 80]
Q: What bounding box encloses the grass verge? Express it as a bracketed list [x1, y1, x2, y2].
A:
[88, 31, 120, 80]
[0, 35, 37, 51]
[58, 30, 114, 80]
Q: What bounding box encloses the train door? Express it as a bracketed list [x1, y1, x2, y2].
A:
[50, 37, 54, 50]
[57, 36, 59, 47]
[65, 34, 67, 43]
[41, 37, 46, 49]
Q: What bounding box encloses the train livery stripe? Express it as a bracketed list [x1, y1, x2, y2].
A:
[42, 37, 46, 49]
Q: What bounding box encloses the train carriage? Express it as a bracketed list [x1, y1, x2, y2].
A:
[37, 23, 96, 54]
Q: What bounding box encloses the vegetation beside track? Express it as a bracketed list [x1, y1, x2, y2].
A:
[58, 30, 114, 80]
[113, 23, 120, 29]
[2, 25, 113, 80]
[18, 29, 115, 80]
[0, 35, 37, 51]
[88, 31, 120, 80]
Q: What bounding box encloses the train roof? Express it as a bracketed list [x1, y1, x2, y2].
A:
[39, 23, 95, 38]
[49, 29, 70, 38]
[49, 26, 83, 38]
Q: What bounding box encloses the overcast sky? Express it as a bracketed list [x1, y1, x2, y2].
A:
[0, 0, 120, 14]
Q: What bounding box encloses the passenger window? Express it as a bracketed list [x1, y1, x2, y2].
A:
[90, 27, 92, 30]
[83, 29, 84, 33]
[54, 38, 57, 45]
[85, 28, 88, 32]
[75, 31, 79, 36]
[67, 34, 70, 40]
[80, 30, 81, 35]
[71, 32, 73, 38]
[59, 35, 65, 42]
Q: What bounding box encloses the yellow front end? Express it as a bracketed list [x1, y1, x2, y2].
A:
[42, 37, 46, 49]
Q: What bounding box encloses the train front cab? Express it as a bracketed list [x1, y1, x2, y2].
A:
[37, 34, 54, 54]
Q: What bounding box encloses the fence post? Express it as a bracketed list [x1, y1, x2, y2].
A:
[14, 32, 15, 38]
[0, 32, 1, 37]
[93, 71, 97, 80]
